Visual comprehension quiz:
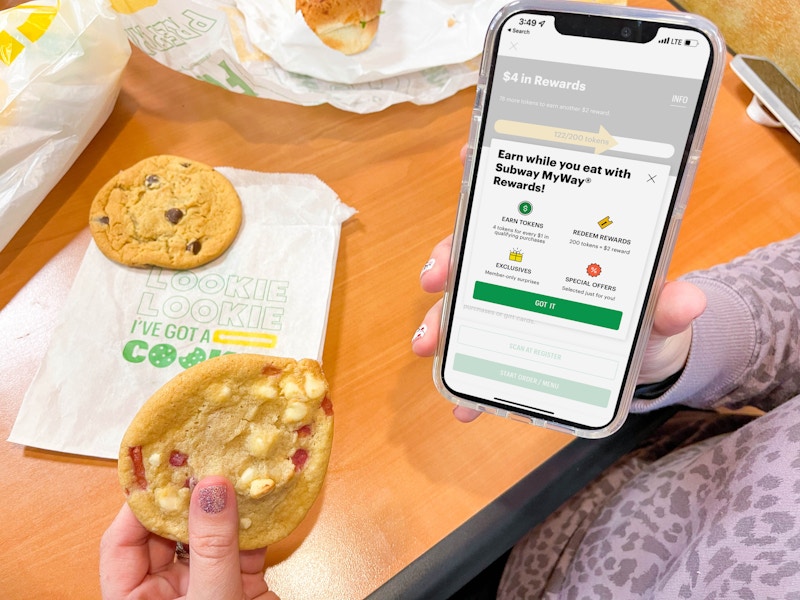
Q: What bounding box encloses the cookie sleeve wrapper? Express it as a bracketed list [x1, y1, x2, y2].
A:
[8, 170, 355, 459]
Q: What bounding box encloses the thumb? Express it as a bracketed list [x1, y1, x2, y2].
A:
[651, 280, 707, 338]
[186, 476, 245, 600]
[638, 280, 706, 384]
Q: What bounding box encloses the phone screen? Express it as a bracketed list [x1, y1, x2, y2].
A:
[438, 8, 718, 434]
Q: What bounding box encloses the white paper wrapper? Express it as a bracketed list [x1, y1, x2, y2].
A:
[236, 0, 507, 84]
[8, 170, 355, 459]
[113, 0, 508, 113]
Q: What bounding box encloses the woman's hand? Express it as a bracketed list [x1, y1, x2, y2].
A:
[411, 235, 481, 423]
[100, 476, 279, 600]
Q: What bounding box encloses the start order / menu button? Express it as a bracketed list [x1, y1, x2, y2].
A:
[454, 354, 611, 407]
[473, 281, 623, 330]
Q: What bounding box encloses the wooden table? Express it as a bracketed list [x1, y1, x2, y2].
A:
[2, 2, 799, 598]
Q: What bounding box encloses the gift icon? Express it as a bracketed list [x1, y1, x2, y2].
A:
[509, 249, 523, 262]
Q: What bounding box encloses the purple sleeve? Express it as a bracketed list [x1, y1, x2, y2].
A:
[632, 233, 800, 413]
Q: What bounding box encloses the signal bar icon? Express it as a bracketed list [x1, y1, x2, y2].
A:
[658, 36, 699, 47]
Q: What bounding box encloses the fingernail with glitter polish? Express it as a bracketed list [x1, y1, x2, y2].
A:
[199, 484, 227, 514]
[420, 259, 435, 278]
[412, 324, 427, 344]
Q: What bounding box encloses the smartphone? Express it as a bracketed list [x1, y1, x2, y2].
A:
[730, 54, 800, 143]
[434, 0, 725, 438]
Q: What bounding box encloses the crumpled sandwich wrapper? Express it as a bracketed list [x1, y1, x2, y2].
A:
[113, 0, 510, 112]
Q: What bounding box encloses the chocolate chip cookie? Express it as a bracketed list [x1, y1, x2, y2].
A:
[89, 156, 242, 269]
[118, 354, 334, 549]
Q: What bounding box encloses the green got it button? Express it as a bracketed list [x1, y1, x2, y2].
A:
[473, 281, 622, 330]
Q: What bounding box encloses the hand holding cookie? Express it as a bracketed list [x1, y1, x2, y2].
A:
[103, 354, 334, 599]
[117, 354, 333, 549]
[100, 476, 279, 600]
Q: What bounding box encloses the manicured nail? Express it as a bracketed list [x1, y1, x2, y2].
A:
[412, 324, 427, 344]
[420, 258, 435, 278]
[198, 484, 227, 514]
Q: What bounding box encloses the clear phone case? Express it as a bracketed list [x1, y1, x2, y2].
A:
[434, 0, 725, 438]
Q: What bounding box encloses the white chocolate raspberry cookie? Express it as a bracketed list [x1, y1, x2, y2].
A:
[118, 354, 333, 549]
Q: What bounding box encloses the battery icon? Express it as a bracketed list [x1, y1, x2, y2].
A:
[684, 39, 699, 47]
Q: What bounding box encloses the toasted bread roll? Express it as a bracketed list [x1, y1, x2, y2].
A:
[297, 0, 382, 55]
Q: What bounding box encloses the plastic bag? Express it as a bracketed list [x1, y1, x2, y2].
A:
[0, 0, 131, 252]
